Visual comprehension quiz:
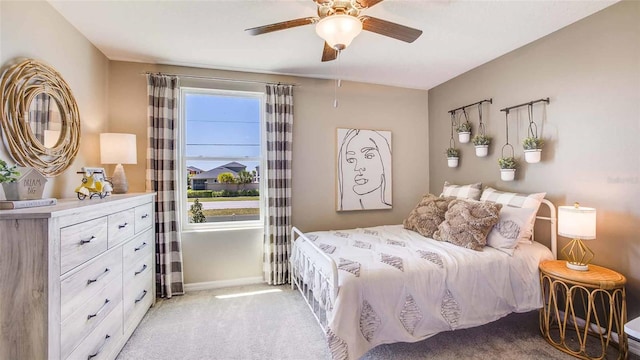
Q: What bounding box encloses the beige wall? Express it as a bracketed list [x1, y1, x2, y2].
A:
[428, 1, 640, 316]
[0, 1, 110, 198]
[108, 61, 429, 284]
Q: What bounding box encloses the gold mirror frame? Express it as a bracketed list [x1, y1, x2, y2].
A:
[0, 59, 80, 176]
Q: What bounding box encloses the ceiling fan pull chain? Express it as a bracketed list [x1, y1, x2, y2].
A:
[334, 49, 342, 108]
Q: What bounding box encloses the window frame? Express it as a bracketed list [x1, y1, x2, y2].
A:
[177, 86, 266, 232]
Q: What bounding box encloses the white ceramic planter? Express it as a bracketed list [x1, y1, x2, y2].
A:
[524, 149, 542, 163]
[447, 157, 459, 168]
[1, 182, 20, 200]
[500, 169, 516, 181]
[475, 145, 489, 157]
[458, 132, 471, 144]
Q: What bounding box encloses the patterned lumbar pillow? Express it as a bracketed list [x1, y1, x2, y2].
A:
[441, 181, 482, 201]
[433, 199, 502, 251]
[486, 206, 536, 255]
[480, 187, 546, 243]
[403, 194, 455, 238]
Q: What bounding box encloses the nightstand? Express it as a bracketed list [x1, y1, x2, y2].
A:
[539, 260, 627, 360]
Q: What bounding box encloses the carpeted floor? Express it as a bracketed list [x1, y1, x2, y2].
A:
[116, 284, 635, 360]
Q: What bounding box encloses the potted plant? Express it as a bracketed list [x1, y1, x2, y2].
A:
[523, 137, 544, 163]
[457, 122, 472, 143]
[471, 135, 491, 157]
[446, 147, 459, 168]
[0, 160, 21, 200]
[498, 156, 517, 181]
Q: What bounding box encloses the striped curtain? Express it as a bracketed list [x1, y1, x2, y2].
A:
[263, 84, 294, 285]
[146, 74, 185, 298]
[29, 93, 50, 144]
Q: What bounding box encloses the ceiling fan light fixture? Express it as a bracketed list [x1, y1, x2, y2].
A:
[315, 15, 363, 50]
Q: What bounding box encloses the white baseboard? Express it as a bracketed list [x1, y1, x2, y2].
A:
[184, 276, 264, 292]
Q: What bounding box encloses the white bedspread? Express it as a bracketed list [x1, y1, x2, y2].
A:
[291, 225, 553, 360]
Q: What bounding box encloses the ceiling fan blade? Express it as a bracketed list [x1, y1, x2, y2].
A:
[361, 16, 422, 43]
[354, 0, 384, 9]
[245, 17, 317, 36]
[321, 42, 338, 62]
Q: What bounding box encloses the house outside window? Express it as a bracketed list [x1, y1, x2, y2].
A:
[179, 87, 264, 230]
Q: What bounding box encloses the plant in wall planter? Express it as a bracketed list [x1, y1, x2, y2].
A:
[523, 136, 544, 163]
[498, 157, 517, 181]
[457, 122, 472, 144]
[446, 147, 460, 168]
[472, 135, 491, 157]
[0, 159, 21, 200]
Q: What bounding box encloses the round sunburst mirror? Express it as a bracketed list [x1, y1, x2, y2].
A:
[0, 59, 80, 176]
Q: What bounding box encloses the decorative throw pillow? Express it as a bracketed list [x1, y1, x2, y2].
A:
[480, 187, 546, 244]
[403, 194, 455, 238]
[441, 181, 482, 200]
[486, 206, 536, 256]
[433, 199, 502, 251]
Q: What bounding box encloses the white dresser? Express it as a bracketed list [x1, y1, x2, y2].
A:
[0, 193, 156, 360]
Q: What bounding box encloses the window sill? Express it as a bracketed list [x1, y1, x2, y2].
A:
[181, 220, 264, 233]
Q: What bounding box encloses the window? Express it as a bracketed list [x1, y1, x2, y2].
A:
[179, 87, 264, 230]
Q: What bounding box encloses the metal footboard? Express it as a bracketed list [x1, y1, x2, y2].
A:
[290, 226, 339, 332]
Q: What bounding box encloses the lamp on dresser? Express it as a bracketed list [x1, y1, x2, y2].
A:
[100, 133, 137, 194]
[558, 202, 597, 271]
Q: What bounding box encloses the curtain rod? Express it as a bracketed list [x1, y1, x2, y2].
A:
[140, 71, 298, 86]
[448, 98, 492, 115]
[500, 98, 549, 114]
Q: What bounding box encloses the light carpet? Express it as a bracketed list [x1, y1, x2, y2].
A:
[116, 284, 632, 360]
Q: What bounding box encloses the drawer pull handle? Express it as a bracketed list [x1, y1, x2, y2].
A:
[135, 290, 148, 304]
[118, 222, 129, 229]
[87, 334, 111, 360]
[79, 236, 96, 245]
[87, 299, 110, 320]
[134, 242, 147, 252]
[87, 268, 110, 285]
[134, 264, 148, 276]
[141, 213, 149, 219]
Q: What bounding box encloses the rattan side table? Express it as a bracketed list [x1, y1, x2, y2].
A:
[539, 260, 627, 359]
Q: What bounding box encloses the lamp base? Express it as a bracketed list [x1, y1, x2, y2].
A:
[111, 163, 129, 194]
[566, 261, 589, 271]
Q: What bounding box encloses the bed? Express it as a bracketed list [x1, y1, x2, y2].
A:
[290, 188, 557, 360]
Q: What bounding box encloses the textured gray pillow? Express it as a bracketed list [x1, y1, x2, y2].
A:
[433, 199, 502, 251]
[403, 194, 455, 238]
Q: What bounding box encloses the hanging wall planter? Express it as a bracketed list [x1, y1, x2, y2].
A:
[498, 110, 517, 181]
[457, 122, 471, 143]
[498, 157, 517, 181]
[447, 148, 460, 168]
[523, 104, 544, 163]
[446, 115, 459, 168]
[472, 135, 490, 157]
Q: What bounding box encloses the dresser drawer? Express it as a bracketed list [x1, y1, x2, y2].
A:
[123, 227, 153, 271]
[134, 203, 153, 234]
[123, 257, 154, 331]
[107, 209, 135, 247]
[61, 277, 122, 359]
[61, 217, 109, 274]
[65, 302, 123, 360]
[61, 249, 122, 321]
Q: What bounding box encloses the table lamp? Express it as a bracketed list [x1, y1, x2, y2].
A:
[558, 202, 596, 271]
[100, 133, 137, 194]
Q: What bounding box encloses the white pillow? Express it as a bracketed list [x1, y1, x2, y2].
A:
[441, 181, 482, 200]
[486, 206, 536, 255]
[480, 187, 546, 244]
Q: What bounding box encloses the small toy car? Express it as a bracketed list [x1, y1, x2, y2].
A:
[75, 168, 112, 200]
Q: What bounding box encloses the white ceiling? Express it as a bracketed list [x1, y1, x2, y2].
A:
[48, 0, 618, 90]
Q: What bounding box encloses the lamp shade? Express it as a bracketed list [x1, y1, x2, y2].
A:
[315, 15, 363, 50]
[558, 204, 596, 240]
[100, 133, 137, 165]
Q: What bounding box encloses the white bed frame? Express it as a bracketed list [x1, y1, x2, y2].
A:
[289, 198, 557, 332]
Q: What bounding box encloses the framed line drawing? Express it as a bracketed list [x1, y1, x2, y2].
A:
[337, 128, 392, 211]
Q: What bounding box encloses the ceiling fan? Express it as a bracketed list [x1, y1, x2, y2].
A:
[245, 0, 423, 62]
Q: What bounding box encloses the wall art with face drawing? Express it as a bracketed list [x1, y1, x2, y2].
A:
[337, 128, 392, 211]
